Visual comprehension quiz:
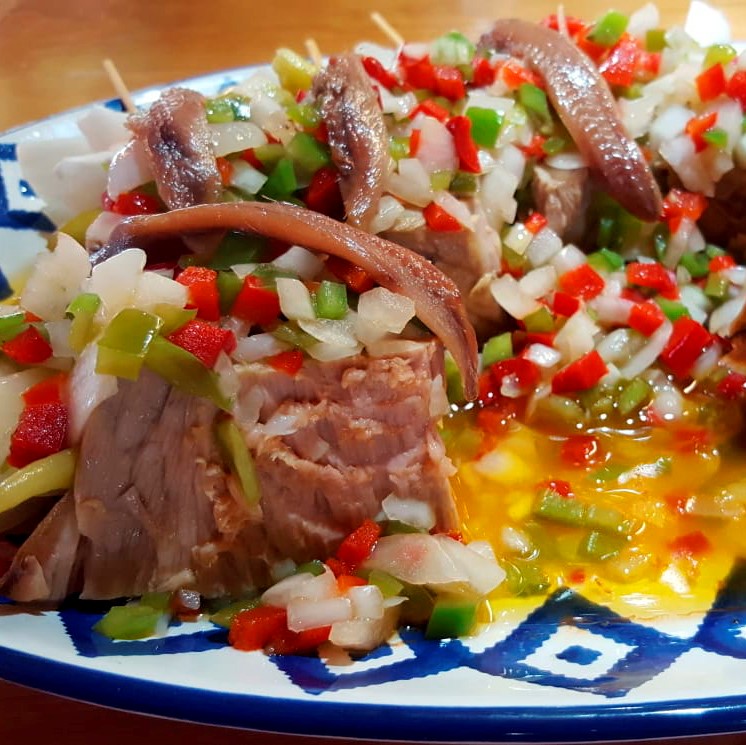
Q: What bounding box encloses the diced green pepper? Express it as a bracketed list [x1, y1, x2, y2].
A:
[465, 107, 502, 148]
[216, 418, 261, 505]
[66, 292, 101, 353]
[585, 503, 637, 535]
[518, 84, 551, 126]
[286, 132, 331, 176]
[702, 127, 728, 150]
[706, 244, 727, 258]
[523, 306, 555, 333]
[398, 582, 435, 626]
[286, 102, 322, 129]
[0, 449, 76, 517]
[645, 28, 667, 52]
[482, 332, 513, 368]
[96, 309, 163, 380]
[705, 272, 729, 300]
[430, 170, 454, 191]
[704, 44, 737, 69]
[208, 233, 266, 270]
[425, 596, 479, 639]
[579, 531, 627, 560]
[210, 597, 261, 629]
[366, 569, 404, 598]
[260, 157, 298, 200]
[588, 463, 628, 484]
[204, 97, 236, 123]
[541, 136, 566, 155]
[253, 143, 286, 170]
[587, 248, 624, 273]
[296, 560, 326, 577]
[617, 377, 651, 416]
[381, 519, 424, 535]
[154, 304, 197, 336]
[313, 280, 348, 320]
[535, 394, 586, 428]
[679, 252, 710, 278]
[533, 489, 587, 526]
[144, 336, 230, 410]
[588, 10, 629, 47]
[272, 323, 317, 350]
[140, 592, 172, 612]
[59, 208, 102, 246]
[272, 48, 318, 94]
[389, 136, 410, 161]
[0, 312, 27, 343]
[501, 558, 550, 597]
[217, 271, 244, 315]
[655, 297, 690, 321]
[94, 605, 164, 640]
[449, 171, 478, 195]
[431, 31, 475, 66]
[444, 351, 465, 404]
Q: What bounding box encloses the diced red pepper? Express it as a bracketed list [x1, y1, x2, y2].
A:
[362, 56, 400, 90]
[599, 36, 640, 88]
[717, 370, 746, 399]
[110, 191, 162, 216]
[166, 319, 236, 368]
[685, 111, 718, 153]
[726, 69, 746, 111]
[672, 425, 711, 454]
[560, 435, 601, 467]
[2, 326, 53, 364]
[337, 574, 367, 593]
[636, 50, 661, 80]
[574, 26, 608, 63]
[303, 165, 343, 219]
[519, 134, 548, 160]
[446, 115, 481, 173]
[409, 128, 422, 157]
[669, 530, 711, 559]
[709, 254, 736, 272]
[24, 311, 42, 323]
[240, 149, 265, 171]
[625, 261, 679, 300]
[399, 54, 437, 90]
[335, 519, 381, 568]
[696, 63, 727, 102]
[410, 99, 450, 122]
[230, 275, 281, 326]
[229, 606, 288, 651]
[22, 373, 67, 406]
[489, 356, 540, 397]
[540, 13, 586, 36]
[552, 291, 581, 317]
[311, 121, 329, 144]
[176, 266, 221, 321]
[568, 569, 586, 585]
[659, 316, 713, 379]
[538, 478, 574, 497]
[661, 189, 709, 234]
[423, 202, 462, 232]
[325, 556, 352, 578]
[326, 256, 376, 293]
[551, 350, 608, 394]
[216, 156, 234, 186]
[558, 264, 606, 301]
[628, 300, 665, 336]
[433, 65, 466, 101]
[524, 331, 556, 347]
[266, 624, 331, 656]
[472, 57, 496, 87]
[475, 401, 519, 434]
[500, 59, 543, 89]
[266, 349, 304, 376]
[8, 402, 68, 468]
[524, 212, 548, 235]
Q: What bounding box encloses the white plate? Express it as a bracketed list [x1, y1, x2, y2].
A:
[2, 68, 746, 744]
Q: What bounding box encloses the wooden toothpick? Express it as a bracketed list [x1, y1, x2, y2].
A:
[102, 58, 136, 113]
[305, 38, 324, 67]
[370, 11, 405, 47]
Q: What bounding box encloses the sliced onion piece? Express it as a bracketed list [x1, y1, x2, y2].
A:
[234, 333, 290, 363]
[69, 343, 118, 443]
[107, 140, 154, 199]
[347, 584, 384, 621]
[209, 121, 267, 157]
[272, 246, 325, 281]
[381, 493, 436, 531]
[287, 596, 352, 632]
[276, 277, 315, 321]
[490, 274, 540, 320]
[619, 319, 673, 379]
[262, 568, 337, 608]
[230, 161, 268, 195]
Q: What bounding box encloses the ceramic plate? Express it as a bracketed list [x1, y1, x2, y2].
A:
[3, 61, 746, 744]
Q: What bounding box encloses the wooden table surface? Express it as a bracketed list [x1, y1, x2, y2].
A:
[2, 0, 746, 742]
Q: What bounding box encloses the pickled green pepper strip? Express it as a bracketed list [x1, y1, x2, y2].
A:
[216, 418, 261, 504]
[589, 11, 629, 46]
[66, 292, 102, 353]
[94, 605, 165, 640]
[425, 596, 479, 639]
[465, 107, 502, 148]
[0, 312, 27, 343]
[482, 332, 513, 368]
[286, 132, 331, 175]
[0, 449, 76, 516]
[313, 280, 348, 320]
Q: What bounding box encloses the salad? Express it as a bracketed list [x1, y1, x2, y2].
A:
[2, 2, 746, 658]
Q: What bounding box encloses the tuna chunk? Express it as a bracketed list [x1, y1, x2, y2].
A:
[128, 88, 222, 210]
[313, 54, 390, 231]
[2, 344, 458, 602]
[238, 341, 458, 560]
[382, 227, 505, 339]
[532, 164, 590, 244]
[699, 167, 746, 260]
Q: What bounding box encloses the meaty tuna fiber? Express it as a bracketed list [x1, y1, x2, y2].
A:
[1, 344, 457, 602]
